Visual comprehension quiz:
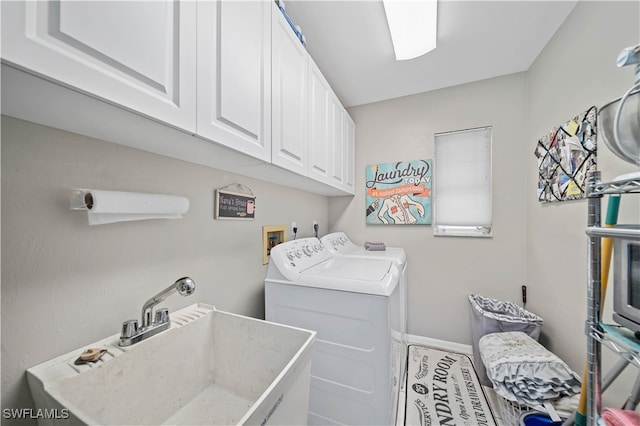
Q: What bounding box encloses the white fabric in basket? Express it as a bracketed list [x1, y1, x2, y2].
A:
[479, 331, 581, 407]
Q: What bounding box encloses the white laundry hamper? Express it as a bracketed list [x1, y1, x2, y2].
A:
[468, 294, 544, 387]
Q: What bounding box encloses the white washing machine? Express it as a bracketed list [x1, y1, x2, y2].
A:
[321, 231, 408, 337]
[265, 237, 403, 425]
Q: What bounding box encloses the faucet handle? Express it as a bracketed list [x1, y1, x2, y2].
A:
[155, 308, 170, 325]
[121, 319, 138, 339]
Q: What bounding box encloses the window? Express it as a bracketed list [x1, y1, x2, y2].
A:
[433, 126, 492, 237]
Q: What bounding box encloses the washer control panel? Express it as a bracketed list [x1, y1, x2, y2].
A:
[268, 237, 331, 281]
[321, 232, 357, 254]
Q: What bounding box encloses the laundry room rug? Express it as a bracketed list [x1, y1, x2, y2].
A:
[405, 345, 497, 426]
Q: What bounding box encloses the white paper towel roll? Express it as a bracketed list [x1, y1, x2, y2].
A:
[71, 189, 190, 225]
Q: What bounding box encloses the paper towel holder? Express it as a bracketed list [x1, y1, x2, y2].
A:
[70, 189, 93, 210]
[84, 193, 94, 209]
[70, 189, 190, 225]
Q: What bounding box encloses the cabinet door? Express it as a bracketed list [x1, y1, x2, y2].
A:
[330, 97, 345, 187]
[197, 1, 271, 161]
[1, 1, 197, 131]
[271, 3, 308, 176]
[308, 59, 331, 184]
[344, 112, 356, 193]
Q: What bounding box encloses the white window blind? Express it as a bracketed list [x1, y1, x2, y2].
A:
[433, 127, 492, 237]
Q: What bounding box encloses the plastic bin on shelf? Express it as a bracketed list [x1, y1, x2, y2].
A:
[468, 293, 543, 387]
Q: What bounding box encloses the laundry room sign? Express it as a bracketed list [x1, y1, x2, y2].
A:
[405, 345, 497, 426]
[365, 159, 432, 225]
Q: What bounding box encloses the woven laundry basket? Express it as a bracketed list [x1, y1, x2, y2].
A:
[468, 294, 543, 387]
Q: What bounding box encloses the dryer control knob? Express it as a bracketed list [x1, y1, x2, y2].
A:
[295, 249, 303, 258]
[286, 252, 295, 261]
[303, 246, 313, 256]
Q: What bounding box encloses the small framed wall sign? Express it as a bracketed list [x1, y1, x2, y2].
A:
[215, 189, 256, 220]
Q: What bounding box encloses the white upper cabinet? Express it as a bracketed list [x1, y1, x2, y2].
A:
[344, 113, 356, 192]
[308, 59, 331, 184]
[330, 96, 345, 187]
[308, 57, 355, 194]
[271, 3, 309, 176]
[197, 1, 271, 161]
[1, 1, 197, 131]
[1, 0, 354, 195]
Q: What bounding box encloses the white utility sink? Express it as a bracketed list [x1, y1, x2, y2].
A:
[26, 303, 315, 425]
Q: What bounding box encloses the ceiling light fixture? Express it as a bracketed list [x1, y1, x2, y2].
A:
[382, 0, 438, 61]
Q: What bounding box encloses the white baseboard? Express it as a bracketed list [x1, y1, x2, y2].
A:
[405, 333, 473, 355]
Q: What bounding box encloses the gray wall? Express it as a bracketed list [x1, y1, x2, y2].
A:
[331, 72, 529, 344]
[525, 0, 640, 406]
[1, 116, 328, 416]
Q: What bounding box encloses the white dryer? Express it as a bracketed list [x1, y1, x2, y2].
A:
[321, 231, 408, 337]
[321, 231, 406, 267]
[265, 237, 403, 425]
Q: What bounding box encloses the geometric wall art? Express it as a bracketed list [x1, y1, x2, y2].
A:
[534, 106, 597, 203]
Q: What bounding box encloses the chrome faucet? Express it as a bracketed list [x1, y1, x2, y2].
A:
[119, 277, 196, 347]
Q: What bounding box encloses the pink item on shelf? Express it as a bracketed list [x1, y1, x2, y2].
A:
[602, 408, 640, 426]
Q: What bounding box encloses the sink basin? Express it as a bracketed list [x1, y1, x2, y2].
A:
[26, 303, 315, 425]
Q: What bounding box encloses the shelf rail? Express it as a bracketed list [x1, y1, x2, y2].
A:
[590, 324, 640, 369]
[586, 171, 603, 426]
[590, 175, 640, 196]
[586, 227, 640, 239]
